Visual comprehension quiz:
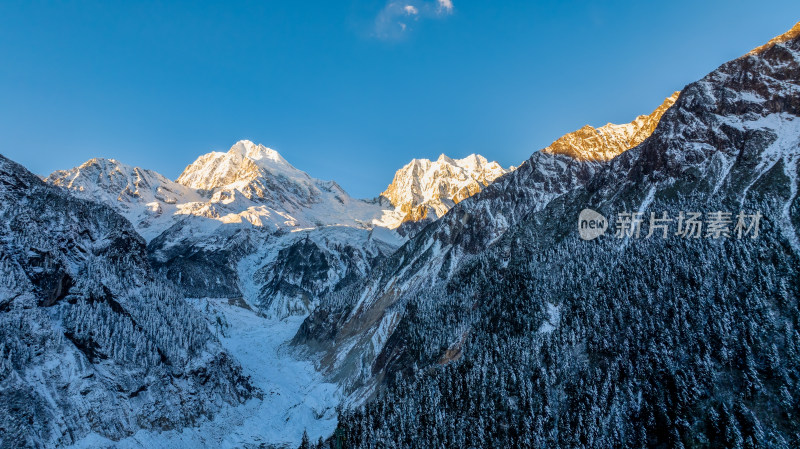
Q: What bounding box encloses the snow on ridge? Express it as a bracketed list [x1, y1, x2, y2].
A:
[46, 139, 519, 245]
[227, 139, 292, 168]
[377, 152, 512, 228]
[45, 157, 204, 241]
[47, 141, 402, 243]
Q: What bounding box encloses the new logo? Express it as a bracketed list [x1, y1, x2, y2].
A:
[578, 208, 607, 241]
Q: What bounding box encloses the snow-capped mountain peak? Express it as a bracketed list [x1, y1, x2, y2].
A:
[46, 141, 393, 246]
[46, 157, 203, 241]
[377, 153, 511, 227]
[436, 153, 455, 164]
[176, 140, 304, 192]
[48, 157, 198, 202]
[170, 141, 386, 226]
[228, 139, 294, 169]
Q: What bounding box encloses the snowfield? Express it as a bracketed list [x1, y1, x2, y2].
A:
[68, 298, 340, 449]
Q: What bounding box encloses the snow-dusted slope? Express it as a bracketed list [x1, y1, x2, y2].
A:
[297, 22, 800, 406]
[0, 154, 254, 448]
[324, 22, 800, 448]
[69, 298, 340, 449]
[46, 158, 204, 242]
[295, 95, 684, 396]
[377, 153, 511, 228]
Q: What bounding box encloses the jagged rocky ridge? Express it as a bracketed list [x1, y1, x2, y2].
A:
[0, 155, 255, 449]
[377, 154, 511, 234]
[48, 141, 385, 239]
[298, 22, 800, 448]
[543, 91, 678, 161]
[46, 158, 204, 242]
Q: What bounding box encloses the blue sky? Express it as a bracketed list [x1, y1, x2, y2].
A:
[1, 1, 798, 198]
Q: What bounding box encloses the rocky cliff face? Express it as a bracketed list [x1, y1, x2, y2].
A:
[46, 158, 203, 242]
[543, 92, 679, 161]
[0, 154, 255, 449]
[295, 21, 800, 422]
[314, 22, 800, 449]
[377, 154, 511, 229]
[244, 226, 403, 318]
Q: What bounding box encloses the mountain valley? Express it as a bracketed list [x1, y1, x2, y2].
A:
[2, 19, 800, 449]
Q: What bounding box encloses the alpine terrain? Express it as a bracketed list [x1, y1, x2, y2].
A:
[377, 154, 512, 235]
[1, 17, 799, 449]
[0, 155, 254, 448]
[296, 22, 800, 448]
[13, 135, 505, 446]
[46, 140, 511, 319]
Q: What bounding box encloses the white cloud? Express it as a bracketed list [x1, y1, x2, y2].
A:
[372, 1, 454, 40]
